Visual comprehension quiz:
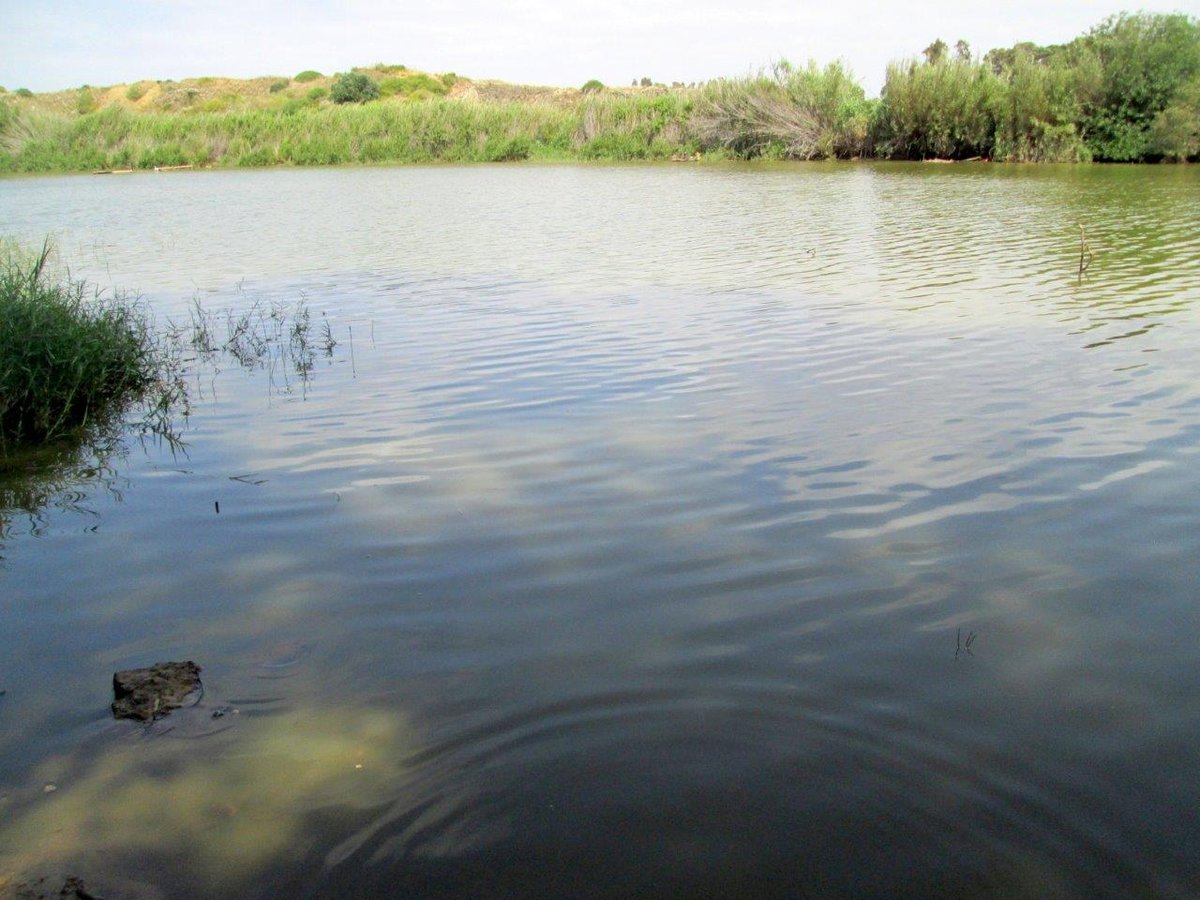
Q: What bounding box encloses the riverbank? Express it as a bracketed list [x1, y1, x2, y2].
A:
[0, 11, 1196, 171]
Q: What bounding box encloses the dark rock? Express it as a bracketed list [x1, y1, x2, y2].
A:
[112, 661, 202, 721]
[59, 876, 102, 900]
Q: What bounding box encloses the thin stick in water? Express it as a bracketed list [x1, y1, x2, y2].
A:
[1078, 223, 1094, 281]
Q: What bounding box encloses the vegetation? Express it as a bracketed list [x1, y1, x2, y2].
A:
[0, 242, 178, 453]
[0, 11, 1195, 170]
[378, 73, 447, 98]
[694, 60, 874, 159]
[874, 11, 1200, 161]
[330, 72, 380, 104]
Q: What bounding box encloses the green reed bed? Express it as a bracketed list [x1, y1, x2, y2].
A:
[0, 242, 177, 454]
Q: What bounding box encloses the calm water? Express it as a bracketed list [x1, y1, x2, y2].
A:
[1, 162, 1199, 898]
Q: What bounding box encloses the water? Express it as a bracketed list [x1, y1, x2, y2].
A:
[1, 162, 1199, 898]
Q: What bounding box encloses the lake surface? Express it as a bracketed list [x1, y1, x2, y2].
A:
[2, 162, 1199, 898]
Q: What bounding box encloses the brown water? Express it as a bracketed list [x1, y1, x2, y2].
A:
[1, 162, 1199, 898]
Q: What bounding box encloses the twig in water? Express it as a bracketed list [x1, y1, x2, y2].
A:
[1078, 223, 1094, 281]
[955, 627, 978, 660]
[349, 324, 356, 378]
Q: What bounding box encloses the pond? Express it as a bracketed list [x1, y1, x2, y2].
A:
[1, 161, 1199, 898]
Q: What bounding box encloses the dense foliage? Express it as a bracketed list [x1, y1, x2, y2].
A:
[330, 72, 380, 104]
[875, 11, 1200, 161]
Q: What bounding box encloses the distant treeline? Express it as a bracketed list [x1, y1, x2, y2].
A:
[0, 11, 1196, 172]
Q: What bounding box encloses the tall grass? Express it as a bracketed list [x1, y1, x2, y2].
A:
[693, 61, 874, 159]
[0, 242, 178, 453]
[873, 58, 1001, 159]
[0, 100, 589, 170]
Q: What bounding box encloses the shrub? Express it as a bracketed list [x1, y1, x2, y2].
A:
[306, 86, 328, 101]
[269, 79, 289, 93]
[442, 73, 457, 88]
[0, 242, 169, 449]
[125, 82, 146, 102]
[330, 72, 380, 104]
[15, 88, 33, 98]
[76, 89, 97, 115]
[295, 70, 322, 83]
[582, 79, 605, 93]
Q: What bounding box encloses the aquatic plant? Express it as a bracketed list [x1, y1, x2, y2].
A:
[0, 242, 181, 454]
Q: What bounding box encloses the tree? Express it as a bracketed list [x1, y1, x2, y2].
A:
[1081, 12, 1200, 160]
[330, 72, 380, 104]
[923, 39, 948, 66]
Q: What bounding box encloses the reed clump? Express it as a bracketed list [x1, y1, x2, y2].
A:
[693, 60, 874, 159]
[0, 242, 177, 453]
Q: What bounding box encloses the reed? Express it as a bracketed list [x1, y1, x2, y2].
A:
[693, 60, 874, 159]
[0, 241, 177, 453]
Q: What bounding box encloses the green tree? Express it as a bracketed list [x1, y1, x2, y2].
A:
[923, 39, 949, 65]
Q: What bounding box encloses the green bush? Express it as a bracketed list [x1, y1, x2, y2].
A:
[15, 88, 33, 98]
[269, 79, 289, 94]
[306, 86, 328, 101]
[582, 79, 605, 93]
[295, 70, 323, 83]
[125, 82, 146, 102]
[442, 73, 457, 88]
[330, 72, 380, 104]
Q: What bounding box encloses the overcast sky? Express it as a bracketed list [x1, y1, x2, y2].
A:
[2, 1, 1197, 97]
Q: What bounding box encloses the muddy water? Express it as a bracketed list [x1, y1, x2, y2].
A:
[2, 162, 1200, 898]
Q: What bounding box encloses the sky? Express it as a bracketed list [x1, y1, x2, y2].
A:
[1, 0, 1197, 97]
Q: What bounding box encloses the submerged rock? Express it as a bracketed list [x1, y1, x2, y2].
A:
[111, 661, 202, 721]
